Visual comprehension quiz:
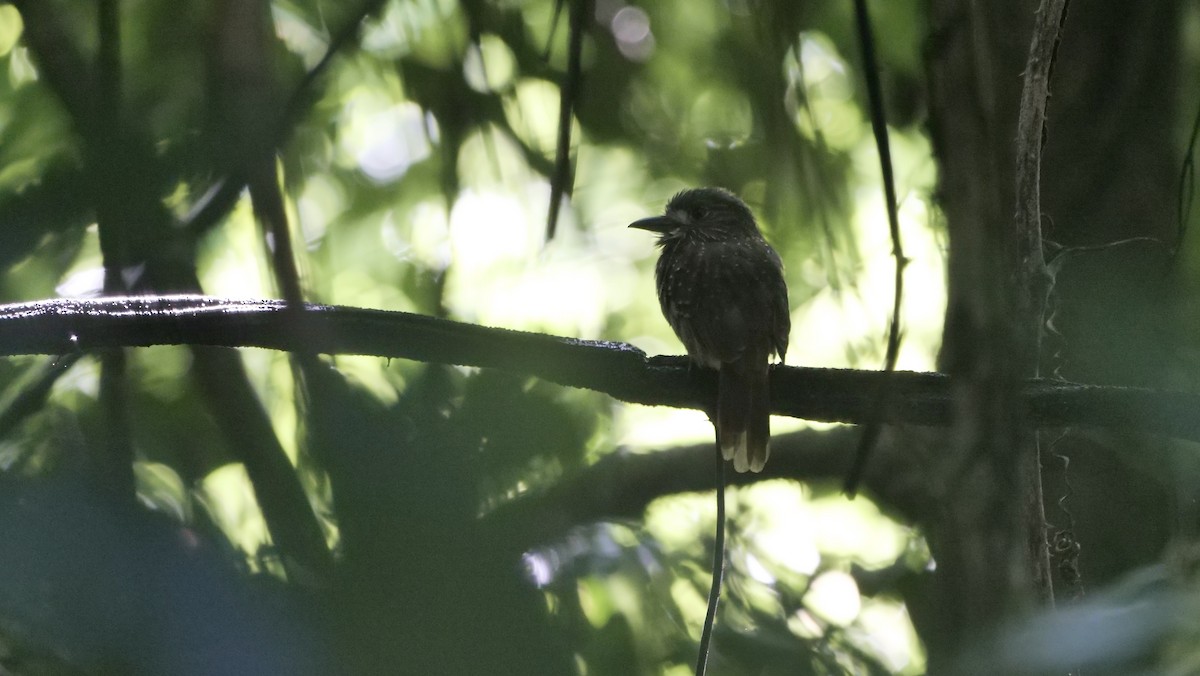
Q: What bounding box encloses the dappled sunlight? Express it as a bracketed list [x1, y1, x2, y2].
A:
[575, 146, 664, 225]
[609, 5, 656, 62]
[504, 78, 577, 157]
[689, 86, 754, 144]
[337, 94, 433, 184]
[297, 175, 344, 246]
[438, 185, 629, 336]
[0, 0, 1175, 669]
[788, 130, 943, 371]
[789, 32, 864, 151]
[643, 492, 715, 551]
[62, 12, 933, 668]
[463, 33, 517, 93]
[457, 254, 612, 336]
[362, 0, 465, 66]
[196, 463, 271, 560]
[740, 482, 821, 576]
[135, 461, 190, 522]
[334, 355, 402, 407]
[447, 189, 538, 269]
[807, 494, 910, 566]
[329, 264, 417, 312]
[0, 7, 21, 60]
[54, 225, 103, 298]
[670, 576, 710, 636]
[642, 480, 924, 671]
[271, 5, 328, 68]
[0, 0, 962, 671]
[399, 199, 452, 269]
[619, 405, 713, 452]
[457, 124, 537, 186]
[50, 353, 99, 400]
[858, 601, 925, 674]
[200, 199, 271, 299]
[807, 570, 862, 626]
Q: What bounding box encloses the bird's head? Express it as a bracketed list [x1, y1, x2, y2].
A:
[629, 187, 760, 243]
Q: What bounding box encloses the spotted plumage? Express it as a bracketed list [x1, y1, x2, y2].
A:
[630, 188, 790, 472]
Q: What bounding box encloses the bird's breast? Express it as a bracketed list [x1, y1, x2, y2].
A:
[654, 237, 783, 367]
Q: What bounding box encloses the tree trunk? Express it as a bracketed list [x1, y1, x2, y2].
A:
[925, 1, 1041, 669]
[924, 0, 1183, 669]
[1038, 0, 1181, 588]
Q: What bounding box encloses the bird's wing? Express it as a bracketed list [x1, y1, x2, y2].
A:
[766, 244, 790, 363]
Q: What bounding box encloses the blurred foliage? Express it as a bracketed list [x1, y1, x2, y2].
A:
[0, 0, 958, 673]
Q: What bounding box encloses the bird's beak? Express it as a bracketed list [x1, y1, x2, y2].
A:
[628, 215, 677, 233]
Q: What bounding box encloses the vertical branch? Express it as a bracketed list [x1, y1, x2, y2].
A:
[210, 0, 304, 306]
[94, 0, 136, 500]
[185, 0, 389, 239]
[852, 0, 905, 358]
[191, 347, 334, 581]
[1014, 0, 1068, 339]
[1013, 0, 1071, 604]
[209, 0, 335, 582]
[251, 172, 306, 307]
[1177, 101, 1200, 253]
[844, 0, 907, 495]
[97, 350, 135, 498]
[95, 0, 121, 151]
[694, 429, 727, 676]
[545, 0, 586, 241]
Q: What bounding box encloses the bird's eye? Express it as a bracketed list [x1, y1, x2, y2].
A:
[693, 208, 709, 220]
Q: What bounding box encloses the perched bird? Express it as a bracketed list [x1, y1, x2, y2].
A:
[630, 187, 790, 472]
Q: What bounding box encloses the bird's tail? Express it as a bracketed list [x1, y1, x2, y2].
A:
[717, 359, 770, 473]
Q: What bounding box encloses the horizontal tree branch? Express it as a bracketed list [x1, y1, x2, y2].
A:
[1, 296, 1198, 441]
[486, 425, 934, 553]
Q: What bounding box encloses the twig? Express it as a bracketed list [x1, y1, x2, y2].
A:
[1177, 98, 1200, 254]
[695, 433, 726, 676]
[284, 0, 390, 133]
[844, 0, 907, 495]
[1013, 0, 1071, 608]
[190, 346, 334, 582]
[1014, 0, 1068, 319]
[93, 0, 137, 501]
[546, 0, 586, 240]
[98, 349, 135, 498]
